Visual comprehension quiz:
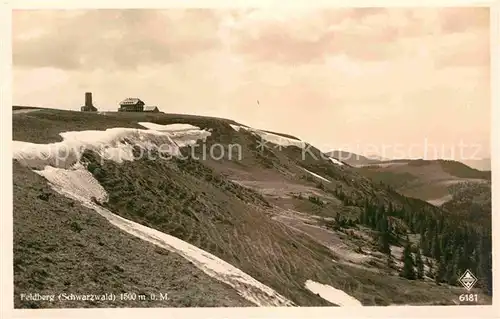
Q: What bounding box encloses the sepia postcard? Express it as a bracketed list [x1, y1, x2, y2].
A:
[2, 1, 498, 318]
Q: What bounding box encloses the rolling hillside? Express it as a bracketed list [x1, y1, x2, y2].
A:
[354, 159, 490, 207]
[327, 150, 380, 167]
[12, 107, 492, 308]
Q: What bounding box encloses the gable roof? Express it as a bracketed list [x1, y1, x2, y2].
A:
[144, 106, 159, 111]
[119, 98, 144, 105]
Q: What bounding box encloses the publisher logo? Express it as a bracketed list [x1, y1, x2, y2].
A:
[458, 270, 478, 291]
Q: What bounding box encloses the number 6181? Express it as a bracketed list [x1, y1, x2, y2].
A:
[459, 294, 478, 302]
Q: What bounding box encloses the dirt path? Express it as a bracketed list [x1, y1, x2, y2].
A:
[232, 179, 334, 199]
[270, 208, 372, 265]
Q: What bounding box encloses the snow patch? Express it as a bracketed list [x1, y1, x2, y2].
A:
[229, 124, 243, 131]
[250, 129, 305, 149]
[300, 167, 331, 183]
[427, 194, 453, 206]
[138, 122, 201, 132]
[390, 245, 404, 259]
[305, 280, 362, 306]
[139, 122, 211, 148]
[29, 161, 294, 307]
[37, 164, 108, 203]
[329, 157, 344, 166]
[13, 126, 211, 169]
[232, 125, 305, 149]
[13, 128, 175, 169]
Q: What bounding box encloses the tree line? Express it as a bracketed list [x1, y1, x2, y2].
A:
[331, 186, 492, 295]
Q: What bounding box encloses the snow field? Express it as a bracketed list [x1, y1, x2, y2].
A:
[13, 123, 211, 169]
[305, 280, 362, 306]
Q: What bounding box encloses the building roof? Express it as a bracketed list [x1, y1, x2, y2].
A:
[119, 98, 144, 105]
[144, 106, 159, 111]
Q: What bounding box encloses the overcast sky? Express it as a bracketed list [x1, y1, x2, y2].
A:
[12, 8, 491, 159]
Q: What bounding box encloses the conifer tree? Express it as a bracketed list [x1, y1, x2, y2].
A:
[400, 240, 416, 280]
[415, 246, 424, 279]
[435, 256, 447, 284]
[370, 206, 378, 229]
[432, 233, 441, 260]
[445, 261, 459, 285]
[361, 202, 369, 225]
[427, 259, 434, 278]
[377, 217, 391, 254]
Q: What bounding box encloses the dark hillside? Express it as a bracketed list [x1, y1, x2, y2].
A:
[13, 161, 251, 308]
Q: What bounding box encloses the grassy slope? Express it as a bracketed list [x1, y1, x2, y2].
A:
[13, 161, 251, 308]
[13, 105, 43, 110]
[83, 150, 482, 306]
[13, 109, 492, 306]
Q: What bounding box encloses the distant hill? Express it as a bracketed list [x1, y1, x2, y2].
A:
[365, 154, 391, 161]
[327, 150, 382, 166]
[460, 158, 491, 171]
[329, 148, 492, 172]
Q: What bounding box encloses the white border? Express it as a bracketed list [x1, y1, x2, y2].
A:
[5, 0, 500, 8]
[2, 1, 499, 319]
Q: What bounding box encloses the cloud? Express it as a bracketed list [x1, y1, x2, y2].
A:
[439, 7, 489, 33]
[13, 9, 223, 70]
[12, 8, 491, 158]
[229, 7, 490, 66]
[13, 8, 490, 69]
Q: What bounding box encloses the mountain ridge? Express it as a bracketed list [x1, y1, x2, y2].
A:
[328, 149, 491, 172]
